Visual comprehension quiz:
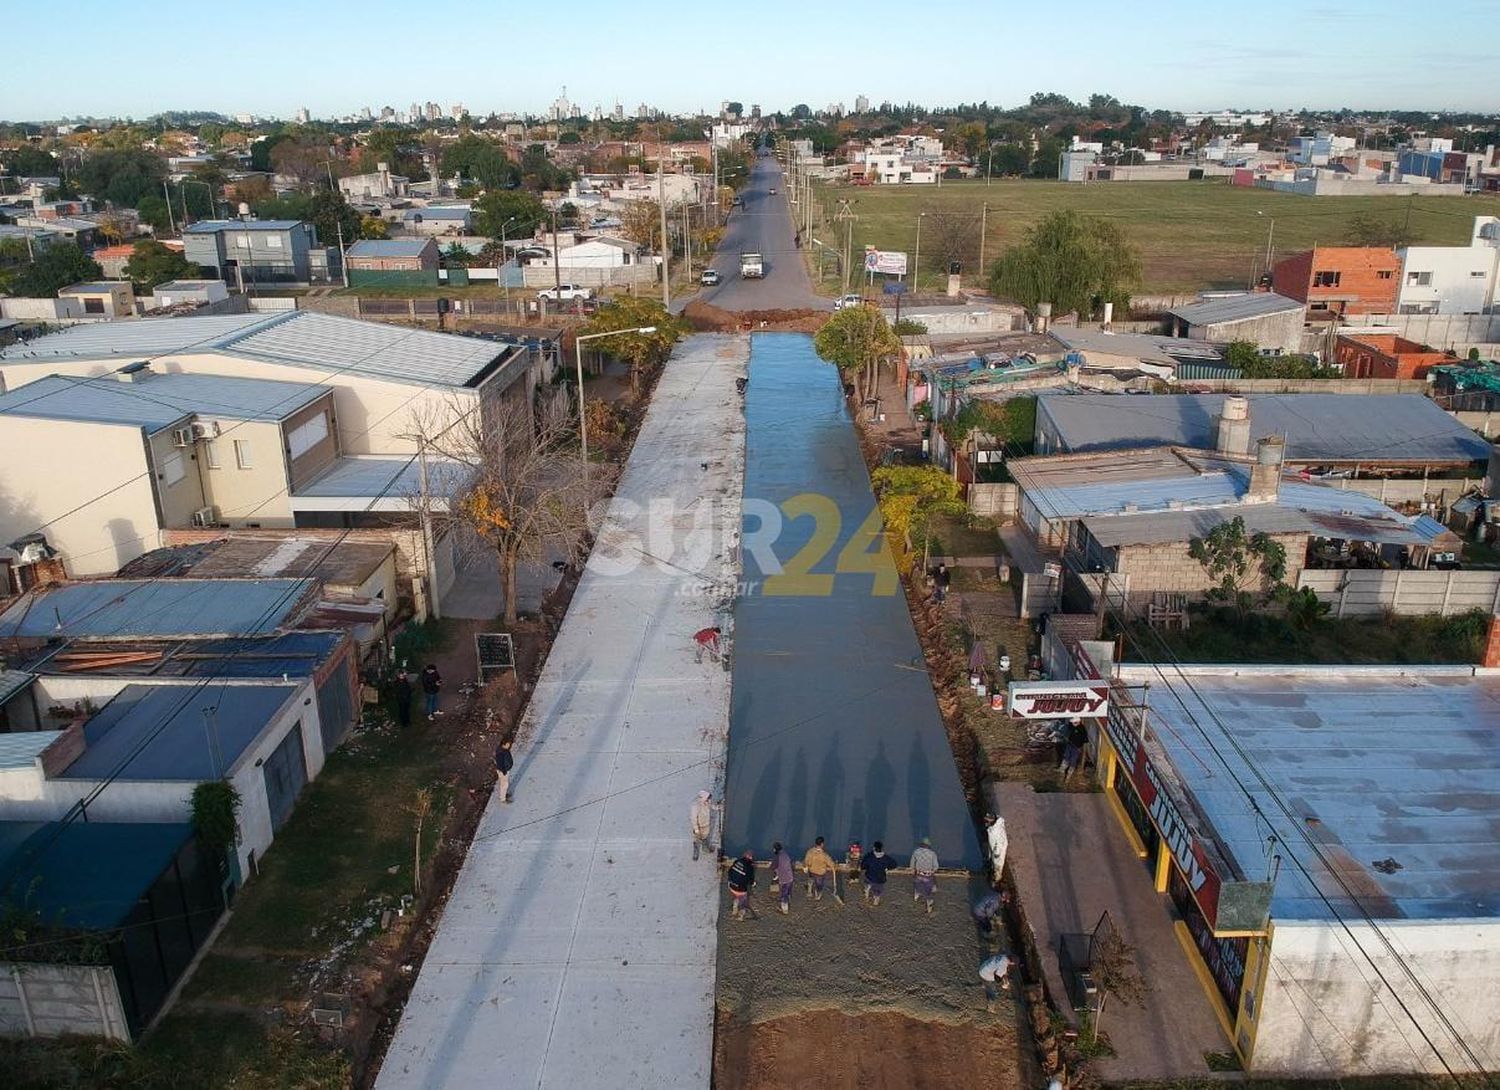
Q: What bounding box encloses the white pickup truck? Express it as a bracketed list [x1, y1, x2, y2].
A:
[537, 284, 593, 302]
[739, 252, 764, 279]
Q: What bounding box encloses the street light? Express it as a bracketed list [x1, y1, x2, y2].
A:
[181, 178, 217, 222]
[1256, 210, 1275, 285]
[913, 212, 927, 294]
[575, 326, 657, 469]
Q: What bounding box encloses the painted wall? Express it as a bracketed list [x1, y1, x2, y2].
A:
[1253, 919, 1500, 1075]
[199, 418, 297, 525]
[0, 417, 164, 575]
[145, 425, 209, 530]
[1396, 246, 1498, 315]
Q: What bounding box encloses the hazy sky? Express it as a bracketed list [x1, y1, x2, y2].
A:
[6, 0, 1497, 121]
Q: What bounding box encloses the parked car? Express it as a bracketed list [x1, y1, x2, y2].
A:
[833, 294, 867, 310]
[700, 269, 720, 286]
[768, 187, 778, 195]
[537, 284, 593, 302]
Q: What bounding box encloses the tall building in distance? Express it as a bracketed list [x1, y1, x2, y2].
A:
[612, 101, 625, 122]
[855, 94, 870, 113]
[450, 103, 465, 119]
[380, 105, 395, 121]
[409, 102, 422, 124]
[294, 106, 310, 124]
[362, 106, 374, 120]
[550, 87, 575, 121]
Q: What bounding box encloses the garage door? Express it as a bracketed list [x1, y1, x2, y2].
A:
[262, 722, 308, 833]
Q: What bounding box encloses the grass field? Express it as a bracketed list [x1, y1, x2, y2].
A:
[815, 178, 1500, 295]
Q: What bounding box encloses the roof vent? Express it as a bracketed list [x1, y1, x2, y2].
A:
[115, 361, 152, 382]
[1122, 502, 1139, 513]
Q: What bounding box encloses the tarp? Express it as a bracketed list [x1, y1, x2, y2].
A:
[721, 333, 983, 869]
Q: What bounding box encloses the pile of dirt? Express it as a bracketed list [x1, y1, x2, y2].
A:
[715, 1008, 1029, 1090]
[682, 299, 826, 333]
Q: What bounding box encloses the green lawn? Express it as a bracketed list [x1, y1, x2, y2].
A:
[815, 178, 1500, 295]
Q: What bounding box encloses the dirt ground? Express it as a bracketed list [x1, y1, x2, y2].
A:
[682, 299, 827, 332]
[713, 874, 1034, 1090]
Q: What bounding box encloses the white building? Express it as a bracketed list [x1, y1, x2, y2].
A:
[1395, 218, 1500, 314]
[339, 165, 410, 201]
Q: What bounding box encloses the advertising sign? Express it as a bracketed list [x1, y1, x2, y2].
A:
[1006, 681, 1108, 719]
[864, 249, 909, 275]
[1105, 702, 1226, 929]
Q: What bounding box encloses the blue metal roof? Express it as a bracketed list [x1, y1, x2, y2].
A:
[0, 820, 195, 930]
[0, 372, 327, 429]
[347, 239, 434, 258]
[60, 681, 297, 781]
[0, 731, 51, 772]
[183, 219, 304, 233]
[0, 579, 313, 640]
[1039, 393, 1490, 465]
[294, 456, 469, 498]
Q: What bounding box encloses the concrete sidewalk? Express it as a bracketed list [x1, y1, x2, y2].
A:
[376, 335, 748, 1090]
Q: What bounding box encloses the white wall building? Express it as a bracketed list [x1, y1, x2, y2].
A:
[1397, 245, 1498, 314]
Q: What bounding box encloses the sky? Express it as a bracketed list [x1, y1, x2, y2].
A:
[5, 0, 1497, 122]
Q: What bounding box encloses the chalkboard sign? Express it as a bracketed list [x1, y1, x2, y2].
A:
[475, 632, 516, 683]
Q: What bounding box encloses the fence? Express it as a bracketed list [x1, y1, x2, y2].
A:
[520, 264, 658, 289]
[968, 482, 1018, 519]
[0, 963, 130, 1042]
[1017, 569, 1061, 619]
[1453, 410, 1500, 439]
[1176, 376, 1430, 395]
[1357, 313, 1500, 351]
[1316, 476, 1478, 506]
[1296, 569, 1500, 617]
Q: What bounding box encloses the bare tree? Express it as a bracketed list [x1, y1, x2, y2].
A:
[419, 395, 608, 627]
[922, 209, 982, 277]
[619, 199, 662, 250]
[1090, 927, 1149, 1045]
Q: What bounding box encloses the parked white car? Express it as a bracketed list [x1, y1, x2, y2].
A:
[537, 284, 593, 302]
[833, 294, 868, 310]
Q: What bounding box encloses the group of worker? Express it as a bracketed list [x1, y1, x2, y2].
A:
[724, 836, 942, 920]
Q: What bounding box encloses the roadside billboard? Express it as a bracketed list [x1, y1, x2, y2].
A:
[1006, 681, 1109, 719]
[864, 249, 908, 276]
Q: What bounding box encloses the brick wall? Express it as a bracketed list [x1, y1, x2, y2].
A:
[1113, 532, 1308, 600]
[1334, 334, 1451, 380]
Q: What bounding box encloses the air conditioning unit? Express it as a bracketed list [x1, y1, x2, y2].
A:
[171, 426, 194, 448]
[190, 421, 221, 440]
[190, 506, 218, 528]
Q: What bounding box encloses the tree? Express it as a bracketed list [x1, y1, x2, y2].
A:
[813, 305, 901, 401]
[269, 137, 333, 189]
[988, 143, 1030, 176]
[577, 297, 687, 394]
[790, 104, 813, 120]
[520, 144, 571, 192]
[1345, 213, 1412, 250]
[558, 201, 580, 228]
[443, 242, 471, 266]
[10, 242, 103, 297]
[474, 189, 545, 239]
[1284, 586, 1330, 631]
[441, 134, 516, 188]
[619, 199, 662, 250]
[870, 464, 965, 565]
[4, 145, 58, 176]
[1090, 928, 1148, 1046]
[359, 215, 390, 240]
[725, 101, 744, 118]
[425, 397, 606, 627]
[1225, 339, 1337, 380]
[254, 187, 359, 249]
[922, 209, 982, 277]
[989, 209, 1141, 319]
[93, 211, 132, 245]
[123, 239, 197, 291]
[74, 148, 166, 208]
[1187, 515, 1289, 618]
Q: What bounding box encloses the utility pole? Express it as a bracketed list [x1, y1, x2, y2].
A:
[551, 207, 563, 297]
[978, 203, 988, 273]
[417, 436, 441, 620]
[163, 180, 177, 235]
[658, 130, 670, 308]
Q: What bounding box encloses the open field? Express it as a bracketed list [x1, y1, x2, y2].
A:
[815, 178, 1500, 295]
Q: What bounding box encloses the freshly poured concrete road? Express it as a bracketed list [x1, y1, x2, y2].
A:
[376, 335, 747, 1090]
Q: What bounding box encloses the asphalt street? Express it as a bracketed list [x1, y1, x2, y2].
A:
[691, 153, 828, 313]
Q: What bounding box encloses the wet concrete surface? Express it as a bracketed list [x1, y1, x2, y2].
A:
[721, 332, 982, 869]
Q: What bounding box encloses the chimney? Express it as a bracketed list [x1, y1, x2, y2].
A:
[237, 202, 251, 218]
[1035, 302, 1053, 334]
[115, 361, 153, 383]
[1215, 396, 1251, 456]
[1247, 435, 1285, 503]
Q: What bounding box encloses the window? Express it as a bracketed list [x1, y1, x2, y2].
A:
[1312, 270, 1341, 287]
[236, 233, 251, 249]
[234, 439, 253, 469]
[1376, 270, 1393, 280]
[83, 297, 105, 314]
[286, 412, 329, 459]
[204, 440, 221, 469]
[1407, 271, 1432, 286]
[265, 235, 283, 249]
[1471, 270, 1488, 278]
[161, 451, 186, 487]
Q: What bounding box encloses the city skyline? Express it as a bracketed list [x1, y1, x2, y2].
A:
[3, 0, 1497, 122]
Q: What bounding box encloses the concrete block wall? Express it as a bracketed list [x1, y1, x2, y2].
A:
[1115, 533, 1307, 599]
[0, 964, 129, 1042]
[968, 482, 1018, 519]
[1297, 569, 1500, 617]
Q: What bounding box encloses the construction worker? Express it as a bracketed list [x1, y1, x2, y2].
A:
[845, 840, 863, 893]
[689, 790, 717, 860]
[801, 836, 836, 900]
[978, 952, 1012, 1008]
[972, 889, 1006, 939]
[985, 812, 1009, 886]
[771, 842, 795, 914]
[693, 625, 723, 664]
[726, 849, 756, 920]
[861, 841, 892, 906]
[910, 837, 939, 913]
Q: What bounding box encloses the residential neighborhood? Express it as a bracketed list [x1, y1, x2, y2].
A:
[2, 8, 1500, 1090]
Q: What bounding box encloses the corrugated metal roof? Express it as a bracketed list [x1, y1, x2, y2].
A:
[1051, 328, 1224, 365]
[0, 371, 326, 428]
[0, 669, 35, 706]
[0, 578, 313, 639]
[1115, 667, 1500, 921]
[60, 681, 296, 781]
[403, 206, 470, 220]
[0, 311, 516, 390]
[347, 239, 434, 257]
[0, 730, 51, 771]
[0, 821, 195, 930]
[59, 281, 130, 294]
[1167, 293, 1304, 325]
[293, 455, 468, 498]
[1039, 393, 1490, 465]
[183, 219, 304, 233]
